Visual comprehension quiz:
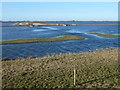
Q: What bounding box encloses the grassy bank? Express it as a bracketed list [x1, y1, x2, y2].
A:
[88, 33, 120, 38]
[0, 35, 85, 45]
[2, 49, 119, 88]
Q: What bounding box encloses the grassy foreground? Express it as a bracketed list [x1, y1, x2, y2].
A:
[2, 49, 119, 88]
[88, 33, 120, 38]
[0, 35, 85, 45]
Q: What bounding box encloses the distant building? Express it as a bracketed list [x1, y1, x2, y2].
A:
[19, 23, 23, 25]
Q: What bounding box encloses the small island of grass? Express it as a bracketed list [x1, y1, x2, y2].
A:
[88, 33, 120, 38]
[0, 35, 85, 45]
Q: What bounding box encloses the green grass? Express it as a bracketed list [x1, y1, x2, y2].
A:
[0, 35, 85, 45]
[2, 49, 119, 88]
[88, 33, 120, 38]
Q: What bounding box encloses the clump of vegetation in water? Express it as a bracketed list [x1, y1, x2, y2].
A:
[2, 49, 119, 88]
[88, 33, 120, 38]
[0, 35, 85, 45]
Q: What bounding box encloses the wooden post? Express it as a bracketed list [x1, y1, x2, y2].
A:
[74, 65, 76, 86]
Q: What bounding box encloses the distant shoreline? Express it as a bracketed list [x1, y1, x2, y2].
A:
[1, 24, 120, 27]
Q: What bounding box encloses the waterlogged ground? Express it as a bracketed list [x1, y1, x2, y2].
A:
[1, 22, 120, 59]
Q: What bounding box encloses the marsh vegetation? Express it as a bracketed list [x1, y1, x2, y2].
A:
[88, 33, 120, 38]
[2, 49, 119, 88]
[0, 35, 85, 45]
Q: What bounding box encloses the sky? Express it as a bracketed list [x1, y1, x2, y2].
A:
[1, 0, 120, 2]
[2, 2, 118, 21]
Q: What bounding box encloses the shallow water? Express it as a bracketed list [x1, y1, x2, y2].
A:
[1, 22, 119, 59]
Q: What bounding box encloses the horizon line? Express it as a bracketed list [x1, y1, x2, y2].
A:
[0, 20, 120, 22]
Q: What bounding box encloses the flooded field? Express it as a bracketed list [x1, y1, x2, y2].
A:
[1, 22, 119, 59]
